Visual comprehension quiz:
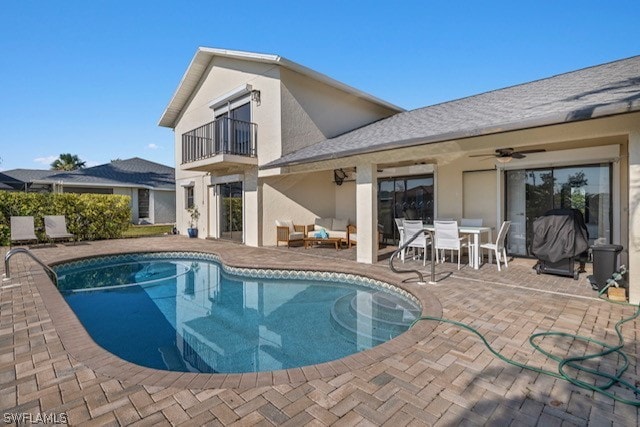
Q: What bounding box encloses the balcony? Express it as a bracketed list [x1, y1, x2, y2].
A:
[181, 117, 258, 171]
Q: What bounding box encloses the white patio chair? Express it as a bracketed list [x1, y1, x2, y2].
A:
[434, 220, 471, 270]
[460, 218, 483, 227]
[401, 220, 430, 266]
[44, 215, 75, 244]
[480, 221, 511, 271]
[394, 218, 404, 258]
[10, 216, 38, 246]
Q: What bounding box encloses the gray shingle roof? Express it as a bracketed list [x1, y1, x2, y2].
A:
[1, 158, 175, 190]
[264, 55, 640, 168]
[1, 169, 57, 183]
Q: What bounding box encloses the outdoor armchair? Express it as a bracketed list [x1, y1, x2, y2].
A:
[347, 224, 357, 248]
[275, 220, 313, 247]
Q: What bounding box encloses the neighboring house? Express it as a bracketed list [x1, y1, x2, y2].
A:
[160, 48, 640, 304]
[1, 157, 176, 224]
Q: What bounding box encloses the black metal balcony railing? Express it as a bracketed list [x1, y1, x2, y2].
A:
[182, 117, 257, 164]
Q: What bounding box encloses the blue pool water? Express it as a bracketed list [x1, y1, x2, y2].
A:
[54, 253, 421, 374]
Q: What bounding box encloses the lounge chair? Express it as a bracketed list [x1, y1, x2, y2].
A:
[10, 216, 38, 246]
[44, 215, 75, 244]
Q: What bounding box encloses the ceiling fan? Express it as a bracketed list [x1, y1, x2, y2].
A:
[469, 147, 546, 163]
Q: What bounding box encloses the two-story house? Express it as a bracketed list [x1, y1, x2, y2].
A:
[161, 48, 640, 304]
[159, 47, 402, 245]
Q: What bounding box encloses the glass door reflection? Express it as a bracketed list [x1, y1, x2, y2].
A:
[219, 182, 243, 242]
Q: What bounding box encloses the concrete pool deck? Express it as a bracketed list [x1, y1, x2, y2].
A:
[1, 236, 638, 425]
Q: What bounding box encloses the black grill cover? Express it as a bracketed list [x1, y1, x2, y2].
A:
[531, 209, 589, 263]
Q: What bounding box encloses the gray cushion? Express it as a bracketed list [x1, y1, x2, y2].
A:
[333, 218, 348, 231]
[315, 217, 333, 230]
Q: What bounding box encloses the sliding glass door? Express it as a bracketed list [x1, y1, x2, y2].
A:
[505, 164, 611, 256]
[378, 175, 434, 245]
[219, 182, 243, 242]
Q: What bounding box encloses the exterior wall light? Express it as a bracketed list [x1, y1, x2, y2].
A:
[251, 90, 261, 106]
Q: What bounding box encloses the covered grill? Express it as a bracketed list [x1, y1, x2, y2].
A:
[531, 208, 589, 280]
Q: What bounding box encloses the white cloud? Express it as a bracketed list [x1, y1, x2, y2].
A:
[33, 155, 58, 165]
[147, 143, 159, 149]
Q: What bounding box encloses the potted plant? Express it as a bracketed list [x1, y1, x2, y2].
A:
[186, 206, 200, 238]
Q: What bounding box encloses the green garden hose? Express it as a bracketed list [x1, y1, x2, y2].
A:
[410, 287, 640, 406]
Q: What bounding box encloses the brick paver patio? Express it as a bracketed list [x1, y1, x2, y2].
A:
[1, 236, 638, 426]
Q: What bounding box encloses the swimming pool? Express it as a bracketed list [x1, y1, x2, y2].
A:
[54, 252, 421, 374]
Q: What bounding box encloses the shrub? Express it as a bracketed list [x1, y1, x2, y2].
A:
[0, 191, 131, 245]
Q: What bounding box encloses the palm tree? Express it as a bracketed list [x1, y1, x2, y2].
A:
[50, 153, 86, 171]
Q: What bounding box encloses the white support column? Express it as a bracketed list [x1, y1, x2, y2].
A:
[628, 131, 640, 304]
[356, 162, 378, 264]
[244, 169, 260, 247]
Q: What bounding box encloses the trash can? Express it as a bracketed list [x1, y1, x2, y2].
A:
[590, 244, 623, 290]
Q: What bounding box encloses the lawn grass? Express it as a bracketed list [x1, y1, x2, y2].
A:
[122, 224, 174, 238]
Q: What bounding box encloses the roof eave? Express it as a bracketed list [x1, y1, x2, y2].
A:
[31, 180, 174, 190]
[261, 102, 640, 169]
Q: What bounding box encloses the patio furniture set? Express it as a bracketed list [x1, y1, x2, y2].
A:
[275, 217, 356, 250]
[275, 216, 510, 270]
[276, 217, 384, 250]
[396, 218, 511, 271]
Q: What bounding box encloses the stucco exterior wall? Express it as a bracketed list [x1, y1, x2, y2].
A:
[173, 56, 282, 172]
[279, 68, 398, 156]
[335, 181, 357, 224]
[172, 56, 283, 239]
[261, 171, 337, 246]
[627, 130, 640, 304]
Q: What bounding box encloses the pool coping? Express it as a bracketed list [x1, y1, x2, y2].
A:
[34, 248, 443, 391]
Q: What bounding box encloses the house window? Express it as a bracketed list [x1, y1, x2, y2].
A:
[138, 189, 150, 218]
[185, 186, 194, 209]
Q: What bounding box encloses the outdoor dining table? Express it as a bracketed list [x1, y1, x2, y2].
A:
[424, 224, 493, 269]
[400, 224, 493, 269]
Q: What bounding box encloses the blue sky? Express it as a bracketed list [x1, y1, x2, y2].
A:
[1, 1, 638, 171]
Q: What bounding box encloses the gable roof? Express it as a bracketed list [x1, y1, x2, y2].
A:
[263, 55, 640, 169]
[158, 47, 404, 128]
[1, 158, 175, 190]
